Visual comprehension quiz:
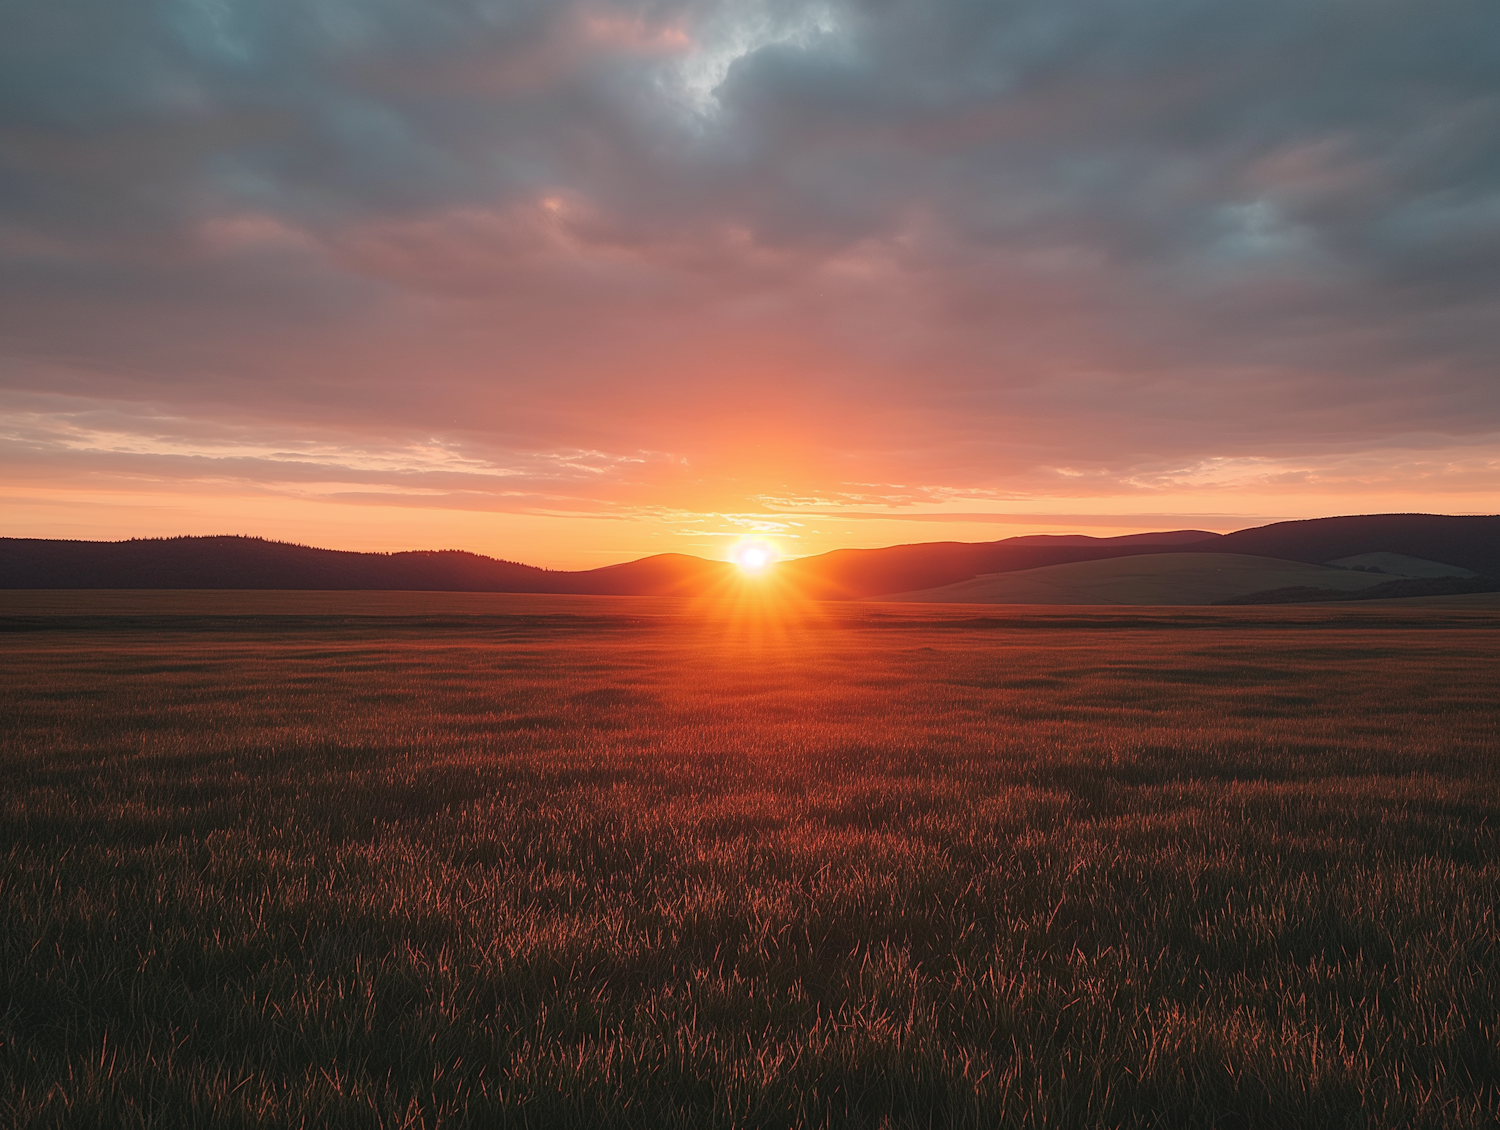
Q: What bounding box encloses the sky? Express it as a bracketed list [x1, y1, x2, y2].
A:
[2, 0, 1498, 568]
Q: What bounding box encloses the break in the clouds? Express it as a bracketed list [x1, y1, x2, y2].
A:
[2, 0, 1498, 564]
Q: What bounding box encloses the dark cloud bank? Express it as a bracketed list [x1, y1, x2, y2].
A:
[2, 0, 1498, 551]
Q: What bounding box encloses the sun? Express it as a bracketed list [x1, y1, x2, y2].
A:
[731, 540, 777, 573]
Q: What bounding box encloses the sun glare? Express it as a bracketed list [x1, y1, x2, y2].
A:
[732, 540, 777, 573]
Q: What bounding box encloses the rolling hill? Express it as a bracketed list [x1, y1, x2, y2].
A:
[775, 514, 1498, 599]
[1325, 552, 1477, 578]
[2, 513, 1495, 600]
[0, 531, 1219, 597]
[0, 537, 735, 596]
[876, 553, 1401, 606]
[772, 535, 1223, 599]
[1206, 514, 1500, 576]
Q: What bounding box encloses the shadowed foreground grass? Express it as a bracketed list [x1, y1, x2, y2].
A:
[1, 592, 1498, 1128]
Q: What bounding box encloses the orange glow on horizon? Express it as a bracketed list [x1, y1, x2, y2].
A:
[674, 547, 838, 653]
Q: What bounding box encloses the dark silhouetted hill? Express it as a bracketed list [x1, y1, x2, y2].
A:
[0, 537, 732, 596]
[775, 541, 1174, 600]
[1207, 514, 1500, 577]
[0, 537, 553, 591]
[560, 553, 736, 596]
[3, 514, 1495, 598]
[780, 514, 1499, 598]
[776, 530, 1228, 599]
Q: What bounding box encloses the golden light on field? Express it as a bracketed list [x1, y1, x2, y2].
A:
[731, 540, 778, 574]
[690, 538, 832, 651]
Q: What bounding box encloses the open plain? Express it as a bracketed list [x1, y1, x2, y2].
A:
[2, 590, 1499, 1128]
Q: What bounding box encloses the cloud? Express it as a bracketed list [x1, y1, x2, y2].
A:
[2, 0, 1498, 560]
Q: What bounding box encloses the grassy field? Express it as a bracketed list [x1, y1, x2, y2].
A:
[2, 590, 1499, 1128]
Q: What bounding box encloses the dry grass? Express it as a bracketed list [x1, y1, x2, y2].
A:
[2, 592, 1498, 1128]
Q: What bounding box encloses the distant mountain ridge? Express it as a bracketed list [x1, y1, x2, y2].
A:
[2, 514, 1496, 599]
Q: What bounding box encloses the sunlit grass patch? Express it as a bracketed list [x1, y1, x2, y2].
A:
[1, 597, 1498, 1127]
